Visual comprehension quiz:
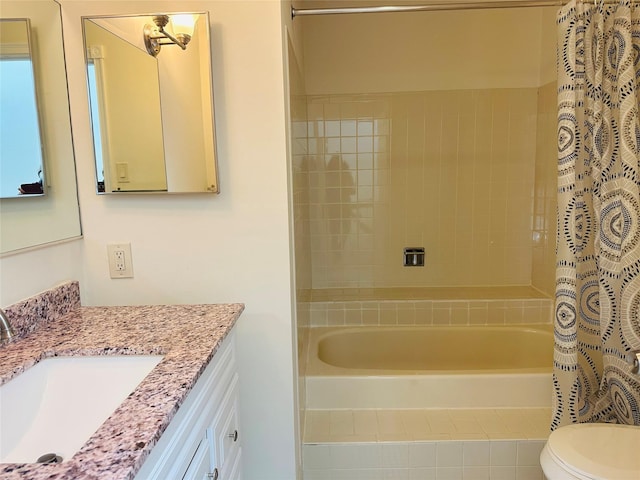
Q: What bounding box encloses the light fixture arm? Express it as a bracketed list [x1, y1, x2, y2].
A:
[156, 24, 189, 50]
[144, 15, 192, 57]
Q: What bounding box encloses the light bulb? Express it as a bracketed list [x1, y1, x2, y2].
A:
[171, 14, 195, 37]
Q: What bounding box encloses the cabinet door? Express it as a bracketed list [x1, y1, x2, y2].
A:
[134, 332, 237, 480]
[182, 431, 214, 480]
[225, 449, 242, 480]
[212, 376, 241, 478]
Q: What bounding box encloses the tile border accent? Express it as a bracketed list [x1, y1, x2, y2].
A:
[306, 298, 553, 327]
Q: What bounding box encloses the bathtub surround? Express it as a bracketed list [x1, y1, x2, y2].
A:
[553, 0, 640, 428]
[300, 300, 553, 479]
[302, 321, 552, 479]
[307, 297, 553, 327]
[288, 7, 560, 479]
[304, 87, 556, 291]
[0, 281, 243, 479]
[306, 286, 553, 331]
[308, 286, 549, 302]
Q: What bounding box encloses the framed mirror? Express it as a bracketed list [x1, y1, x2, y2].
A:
[82, 12, 219, 194]
[0, 1, 81, 254]
[0, 18, 45, 199]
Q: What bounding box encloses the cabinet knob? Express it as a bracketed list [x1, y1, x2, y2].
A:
[228, 430, 238, 442]
[207, 468, 219, 480]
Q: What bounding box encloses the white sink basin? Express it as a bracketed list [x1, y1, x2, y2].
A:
[0, 355, 163, 464]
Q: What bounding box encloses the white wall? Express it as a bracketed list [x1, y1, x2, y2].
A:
[1, 1, 299, 478]
[0, 239, 84, 306]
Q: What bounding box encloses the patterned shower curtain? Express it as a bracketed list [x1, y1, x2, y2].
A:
[554, 0, 640, 428]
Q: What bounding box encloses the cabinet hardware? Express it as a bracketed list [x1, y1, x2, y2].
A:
[227, 430, 238, 442]
[207, 468, 219, 480]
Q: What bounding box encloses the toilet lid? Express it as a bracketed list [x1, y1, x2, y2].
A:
[547, 423, 640, 480]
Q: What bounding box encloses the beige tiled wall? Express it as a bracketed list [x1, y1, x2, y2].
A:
[306, 88, 540, 289]
[531, 82, 558, 296]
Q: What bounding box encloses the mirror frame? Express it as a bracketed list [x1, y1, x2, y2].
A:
[81, 12, 220, 195]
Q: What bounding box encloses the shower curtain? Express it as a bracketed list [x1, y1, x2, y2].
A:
[554, 0, 640, 428]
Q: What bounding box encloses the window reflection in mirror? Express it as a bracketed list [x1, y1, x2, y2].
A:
[0, 19, 45, 198]
[82, 13, 219, 194]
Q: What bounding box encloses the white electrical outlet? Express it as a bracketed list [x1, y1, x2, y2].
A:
[107, 243, 134, 278]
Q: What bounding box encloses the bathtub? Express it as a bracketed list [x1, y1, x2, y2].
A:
[305, 324, 553, 409]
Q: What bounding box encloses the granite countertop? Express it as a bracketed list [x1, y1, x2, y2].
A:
[0, 302, 244, 480]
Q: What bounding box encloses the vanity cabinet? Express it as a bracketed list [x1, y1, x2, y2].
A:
[134, 331, 241, 480]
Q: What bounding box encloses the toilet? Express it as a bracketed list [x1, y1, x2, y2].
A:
[540, 423, 640, 479]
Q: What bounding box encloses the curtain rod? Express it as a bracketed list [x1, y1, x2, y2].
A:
[291, 1, 567, 18]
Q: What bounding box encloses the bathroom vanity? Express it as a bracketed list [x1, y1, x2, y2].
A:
[0, 282, 243, 480]
[133, 329, 241, 480]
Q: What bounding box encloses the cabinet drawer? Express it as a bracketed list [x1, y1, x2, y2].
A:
[212, 375, 240, 477]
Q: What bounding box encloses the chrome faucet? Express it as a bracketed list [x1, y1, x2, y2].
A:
[0, 308, 15, 341]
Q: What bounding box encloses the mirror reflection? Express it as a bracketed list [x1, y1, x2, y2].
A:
[82, 13, 219, 194]
[0, 19, 46, 198]
[0, 1, 81, 254]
